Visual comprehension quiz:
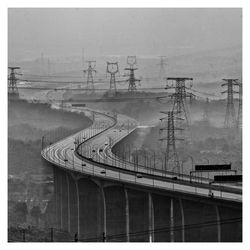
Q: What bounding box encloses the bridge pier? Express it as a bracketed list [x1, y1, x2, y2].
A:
[61, 172, 68, 230]
[148, 193, 154, 242]
[124, 188, 130, 242]
[179, 198, 185, 242]
[152, 194, 171, 241]
[103, 185, 127, 242]
[215, 205, 221, 242]
[53, 167, 58, 228]
[51, 167, 242, 242]
[66, 173, 78, 235]
[66, 174, 71, 233]
[77, 177, 103, 241]
[100, 186, 107, 241]
[127, 189, 149, 242]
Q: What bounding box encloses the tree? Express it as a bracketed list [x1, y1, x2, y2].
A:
[13, 202, 28, 225]
[30, 206, 41, 227]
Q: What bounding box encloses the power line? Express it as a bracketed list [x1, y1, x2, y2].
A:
[79, 216, 241, 242]
[9, 217, 241, 242]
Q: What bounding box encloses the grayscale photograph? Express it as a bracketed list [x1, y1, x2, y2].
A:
[7, 7, 242, 242]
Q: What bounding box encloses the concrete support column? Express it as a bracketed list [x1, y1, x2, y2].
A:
[75, 178, 80, 237]
[53, 167, 58, 227]
[66, 174, 71, 233]
[148, 193, 155, 242]
[170, 198, 174, 242]
[100, 186, 107, 241]
[179, 199, 185, 242]
[124, 188, 130, 242]
[215, 205, 221, 242]
[60, 173, 63, 229]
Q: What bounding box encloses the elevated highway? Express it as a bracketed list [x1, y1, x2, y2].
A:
[41, 102, 242, 242]
[42, 103, 241, 203]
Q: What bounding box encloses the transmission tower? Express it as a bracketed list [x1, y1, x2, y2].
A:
[83, 61, 96, 94]
[159, 111, 184, 174]
[236, 81, 242, 129]
[106, 62, 119, 96]
[157, 56, 167, 79]
[166, 77, 194, 125]
[221, 79, 238, 128]
[8, 67, 21, 96]
[124, 56, 141, 92]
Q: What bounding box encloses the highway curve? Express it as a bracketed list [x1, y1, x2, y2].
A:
[41, 103, 242, 203]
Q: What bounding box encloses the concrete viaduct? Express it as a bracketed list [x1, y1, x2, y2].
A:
[42, 104, 242, 242]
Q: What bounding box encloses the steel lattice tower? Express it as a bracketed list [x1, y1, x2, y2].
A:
[221, 79, 238, 128]
[124, 56, 141, 92]
[159, 111, 183, 173]
[8, 67, 20, 96]
[166, 77, 193, 126]
[106, 62, 119, 96]
[83, 61, 96, 94]
[236, 81, 242, 129]
[157, 56, 167, 79]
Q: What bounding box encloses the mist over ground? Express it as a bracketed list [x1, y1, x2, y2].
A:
[8, 99, 92, 230]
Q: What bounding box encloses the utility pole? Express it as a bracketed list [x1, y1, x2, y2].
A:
[124, 56, 141, 93]
[83, 61, 96, 94]
[106, 62, 119, 96]
[8, 66, 21, 96]
[159, 111, 184, 174]
[221, 79, 238, 128]
[236, 81, 242, 129]
[157, 56, 167, 80]
[166, 77, 194, 126]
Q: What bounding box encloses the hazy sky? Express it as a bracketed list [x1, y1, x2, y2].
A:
[8, 8, 242, 61]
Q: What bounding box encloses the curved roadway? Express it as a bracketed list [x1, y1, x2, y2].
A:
[41, 103, 242, 203]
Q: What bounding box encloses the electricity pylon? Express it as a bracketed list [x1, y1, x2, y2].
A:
[236, 81, 242, 129]
[159, 111, 184, 174]
[124, 56, 141, 92]
[157, 56, 167, 79]
[221, 79, 238, 128]
[83, 61, 96, 94]
[165, 77, 194, 126]
[106, 62, 119, 96]
[8, 67, 21, 96]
